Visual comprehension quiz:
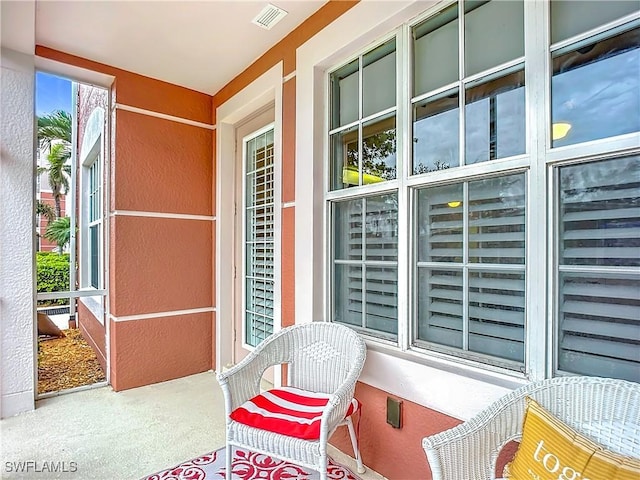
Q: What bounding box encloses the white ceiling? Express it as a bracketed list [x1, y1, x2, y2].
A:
[30, 0, 325, 95]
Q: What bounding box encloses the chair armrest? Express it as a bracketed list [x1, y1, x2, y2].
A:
[216, 331, 295, 414]
[216, 352, 268, 414]
[422, 409, 520, 480]
[318, 370, 360, 448]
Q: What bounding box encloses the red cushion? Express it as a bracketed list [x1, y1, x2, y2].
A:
[229, 386, 360, 440]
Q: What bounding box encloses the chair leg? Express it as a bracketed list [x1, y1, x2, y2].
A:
[226, 444, 233, 477]
[345, 416, 366, 474]
[319, 453, 328, 480]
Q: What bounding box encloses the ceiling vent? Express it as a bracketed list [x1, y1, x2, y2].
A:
[252, 3, 288, 30]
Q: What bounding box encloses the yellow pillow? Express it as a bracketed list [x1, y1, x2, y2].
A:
[505, 397, 640, 480]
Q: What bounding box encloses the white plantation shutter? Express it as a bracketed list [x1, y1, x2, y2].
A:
[333, 194, 398, 337]
[557, 156, 640, 382]
[244, 130, 275, 347]
[416, 173, 526, 365]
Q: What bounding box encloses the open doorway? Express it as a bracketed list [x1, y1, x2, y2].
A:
[35, 71, 109, 396]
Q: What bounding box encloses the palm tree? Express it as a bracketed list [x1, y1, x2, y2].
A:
[38, 143, 71, 218]
[37, 110, 71, 150]
[44, 216, 71, 252]
[37, 110, 72, 218]
[36, 201, 55, 222]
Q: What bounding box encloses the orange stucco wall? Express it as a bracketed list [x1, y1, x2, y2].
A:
[109, 312, 212, 391]
[330, 382, 462, 479]
[36, 45, 215, 391]
[77, 301, 107, 372]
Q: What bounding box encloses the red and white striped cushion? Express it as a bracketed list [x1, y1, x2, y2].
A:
[229, 386, 360, 440]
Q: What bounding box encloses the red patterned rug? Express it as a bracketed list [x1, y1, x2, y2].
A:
[144, 447, 361, 480]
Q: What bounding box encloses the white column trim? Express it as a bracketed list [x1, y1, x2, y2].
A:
[115, 103, 216, 130]
[110, 306, 216, 322]
[111, 210, 215, 221]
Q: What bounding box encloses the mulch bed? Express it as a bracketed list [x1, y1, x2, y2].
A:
[38, 328, 106, 394]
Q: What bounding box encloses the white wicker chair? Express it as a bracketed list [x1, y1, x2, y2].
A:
[422, 376, 640, 480]
[216, 322, 367, 480]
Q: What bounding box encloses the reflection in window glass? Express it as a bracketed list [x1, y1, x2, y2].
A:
[468, 174, 526, 265]
[551, 0, 639, 44]
[334, 264, 363, 327]
[465, 69, 525, 164]
[469, 270, 525, 362]
[333, 194, 398, 339]
[557, 156, 640, 382]
[414, 173, 526, 367]
[416, 183, 464, 263]
[465, 0, 524, 77]
[366, 266, 398, 335]
[417, 268, 464, 348]
[559, 156, 640, 268]
[330, 125, 358, 190]
[333, 198, 363, 261]
[363, 40, 396, 118]
[413, 4, 459, 96]
[330, 60, 359, 130]
[365, 194, 398, 261]
[412, 90, 459, 174]
[552, 27, 640, 148]
[362, 114, 397, 183]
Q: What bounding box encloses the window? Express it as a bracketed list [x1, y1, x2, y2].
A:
[244, 127, 275, 347]
[86, 155, 101, 289]
[555, 156, 640, 382]
[333, 194, 398, 339]
[415, 173, 526, 367]
[326, 0, 639, 381]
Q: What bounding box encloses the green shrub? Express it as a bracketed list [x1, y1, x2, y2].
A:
[36, 252, 70, 305]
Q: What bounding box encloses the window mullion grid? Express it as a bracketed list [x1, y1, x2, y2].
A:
[525, 0, 550, 381]
[361, 197, 367, 329]
[457, 0, 466, 168]
[462, 181, 469, 351]
[358, 54, 364, 187]
[397, 24, 411, 351]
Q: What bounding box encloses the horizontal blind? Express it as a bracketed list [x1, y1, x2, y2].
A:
[333, 194, 398, 337]
[416, 173, 526, 365]
[245, 130, 275, 347]
[557, 155, 640, 382]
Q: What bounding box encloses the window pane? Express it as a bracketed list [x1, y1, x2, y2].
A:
[465, 0, 524, 76]
[90, 224, 99, 289]
[330, 125, 358, 190]
[416, 183, 464, 263]
[330, 59, 359, 130]
[334, 264, 362, 327]
[333, 198, 363, 261]
[552, 27, 640, 148]
[469, 174, 526, 264]
[362, 113, 396, 183]
[365, 266, 398, 336]
[558, 273, 639, 382]
[469, 270, 525, 363]
[551, 0, 639, 44]
[413, 4, 459, 96]
[559, 156, 640, 267]
[416, 268, 463, 347]
[465, 69, 525, 164]
[412, 90, 459, 174]
[363, 39, 396, 118]
[365, 194, 398, 261]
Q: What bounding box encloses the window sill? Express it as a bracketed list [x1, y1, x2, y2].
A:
[361, 339, 528, 421]
[79, 291, 104, 325]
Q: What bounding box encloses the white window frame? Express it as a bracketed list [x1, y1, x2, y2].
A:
[324, 1, 640, 382]
[242, 123, 277, 349]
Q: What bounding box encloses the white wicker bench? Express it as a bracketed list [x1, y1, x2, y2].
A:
[422, 376, 640, 480]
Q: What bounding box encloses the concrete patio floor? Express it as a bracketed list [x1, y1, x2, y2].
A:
[1, 371, 385, 479]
